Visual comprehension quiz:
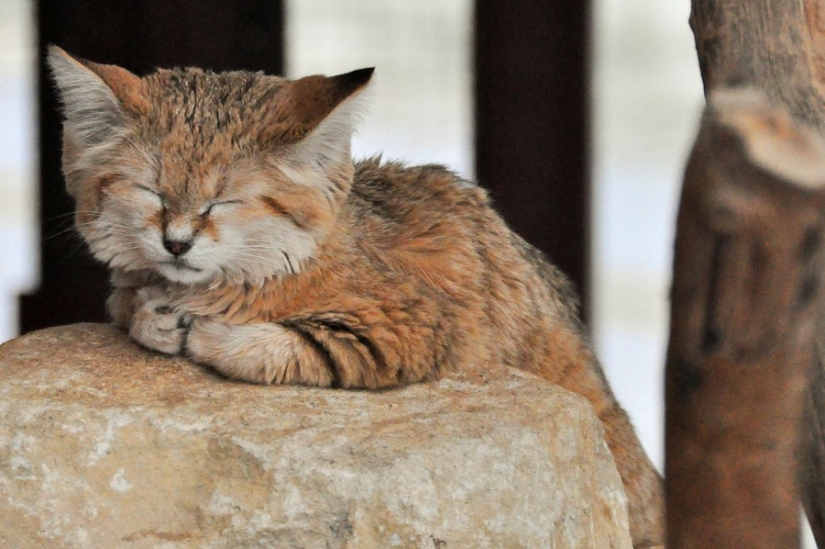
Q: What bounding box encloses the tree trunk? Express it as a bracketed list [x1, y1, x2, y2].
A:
[665, 88, 825, 548]
[690, 0, 825, 132]
[689, 2, 825, 544]
[805, 336, 825, 547]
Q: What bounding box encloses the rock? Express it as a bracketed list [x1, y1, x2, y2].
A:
[0, 323, 632, 548]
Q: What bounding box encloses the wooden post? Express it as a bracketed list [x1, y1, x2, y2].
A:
[474, 0, 591, 311]
[665, 88, 825, 548]
[804, 341, 825, 547]
[690, 0, 825, 133]
[689, 1, 825, 544]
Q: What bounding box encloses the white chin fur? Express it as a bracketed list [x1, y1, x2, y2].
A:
[156, 263, 216, 285]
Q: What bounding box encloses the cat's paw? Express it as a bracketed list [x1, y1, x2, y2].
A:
[184, 318, 270, 382]
[129, 287, 191, 355]
[185, 318, 332, 386]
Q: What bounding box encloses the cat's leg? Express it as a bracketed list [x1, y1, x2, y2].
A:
[107, 269, 158, 329]
[185, 318, 335, 386]
[107, 286, 136, 329]
[128, 286, 191, 356]
[185, 313, 421, 388]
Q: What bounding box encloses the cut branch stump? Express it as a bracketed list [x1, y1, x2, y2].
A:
[665, 88, 825, 549]
[689, 1, 825, 544]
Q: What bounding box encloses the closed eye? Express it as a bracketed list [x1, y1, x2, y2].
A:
[202, 200, 242, 216]
[135, 185, 164, 205]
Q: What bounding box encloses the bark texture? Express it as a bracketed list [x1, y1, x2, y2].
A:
[690, 2, 825, 545]
[665, 88, 825, 549]
[690, 0, 825, 132]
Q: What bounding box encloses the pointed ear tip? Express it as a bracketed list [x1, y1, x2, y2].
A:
[46, 45, 76, 69]
[358, 67, 375, 80]
[46, 44, 62, 61]
[339, 67, 375, 87]
[47, 44, 67, 58]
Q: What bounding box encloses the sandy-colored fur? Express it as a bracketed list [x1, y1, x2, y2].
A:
[48, 45, 664, 547]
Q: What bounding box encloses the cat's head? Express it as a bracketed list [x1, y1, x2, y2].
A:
[47, 45, 372, 286]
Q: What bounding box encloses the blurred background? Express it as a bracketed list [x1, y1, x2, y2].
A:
[0, 0, 734, 511]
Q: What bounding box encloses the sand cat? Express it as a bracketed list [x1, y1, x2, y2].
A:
[47, 45, 664, 547]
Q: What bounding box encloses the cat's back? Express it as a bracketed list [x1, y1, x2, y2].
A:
[343, 158, 584, 379]
[350, 158, 488, 230]
[340, 158, 499, 300]
[347, 157, 578, 320]
[346, 158, 565, 297]
[347, 158, 506, 259]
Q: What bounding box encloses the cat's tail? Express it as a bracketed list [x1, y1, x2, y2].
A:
[539, 323, 666, 548]
[599, 400, 666, 548]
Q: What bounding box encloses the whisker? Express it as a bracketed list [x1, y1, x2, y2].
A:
[282, 251, 295, 274]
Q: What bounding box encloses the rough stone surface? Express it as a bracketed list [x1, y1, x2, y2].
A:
[0, 323, 632, 548]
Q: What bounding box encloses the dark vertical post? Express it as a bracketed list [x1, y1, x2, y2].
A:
[21, 0, 284, 333]
[474, 0, 591, 312]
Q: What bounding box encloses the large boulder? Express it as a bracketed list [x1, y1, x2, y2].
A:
[0, 323, 632, 548]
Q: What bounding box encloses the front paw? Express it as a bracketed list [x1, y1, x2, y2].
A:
[185, 319, 318, 385]
[129, 287, 191, 355]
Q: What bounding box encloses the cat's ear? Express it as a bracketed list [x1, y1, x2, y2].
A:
[283, 68, 374, 140]
[47, 45, 147, 146]
[265, 68, 374, 168]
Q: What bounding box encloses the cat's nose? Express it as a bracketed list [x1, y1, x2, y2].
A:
[163, 238, 193, 257]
